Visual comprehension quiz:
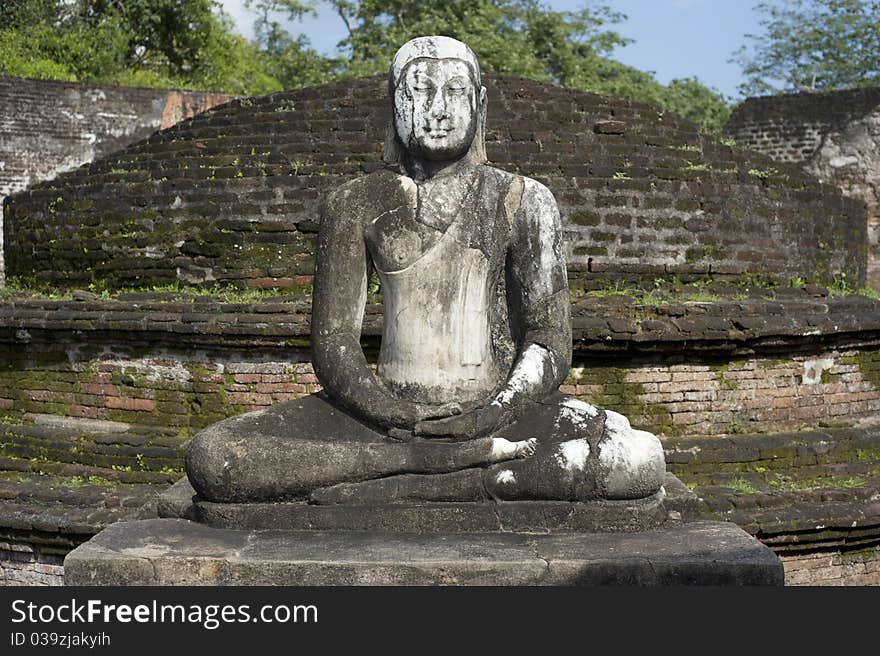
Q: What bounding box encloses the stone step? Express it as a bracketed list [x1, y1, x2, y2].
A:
[63, 518, 783, 586]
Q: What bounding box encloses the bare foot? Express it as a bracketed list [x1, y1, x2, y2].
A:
[489, 437, 537, 463]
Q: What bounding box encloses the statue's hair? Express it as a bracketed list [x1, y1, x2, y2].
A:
[383, 36, 488, 168]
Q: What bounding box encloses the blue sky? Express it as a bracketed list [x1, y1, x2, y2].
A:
[218, 0, 767, 100]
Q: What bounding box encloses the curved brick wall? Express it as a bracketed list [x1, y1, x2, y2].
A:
[2, 74, 867, 290]
[725, 88, 880, 290]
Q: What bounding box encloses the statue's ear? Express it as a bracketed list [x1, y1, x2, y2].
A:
[470, 85, 489, 165]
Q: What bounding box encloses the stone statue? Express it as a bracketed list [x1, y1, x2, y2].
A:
[185, 36, 665, 506]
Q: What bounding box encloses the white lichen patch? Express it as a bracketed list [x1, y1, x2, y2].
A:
[519, 178, 562, 299]
[597, 413, 665, 499]
[557, 398, 599, 427]
[604, 409, 631, 436]
[494, 469, 516, 485]
[802, 357, 834, 385]
[492, 344, 547, 406]
[93, 358, 192, 383]
[554, 438, 589, 474]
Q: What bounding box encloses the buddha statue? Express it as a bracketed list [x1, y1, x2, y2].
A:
[185, 36, 666, 506]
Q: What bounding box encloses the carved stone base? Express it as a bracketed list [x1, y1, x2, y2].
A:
[157, 473, 699, 533]
[63, 518, 783, 586]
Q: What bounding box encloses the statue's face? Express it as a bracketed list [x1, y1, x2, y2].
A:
[393, 58, 480, 161]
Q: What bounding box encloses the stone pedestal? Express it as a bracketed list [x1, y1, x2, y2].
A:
[63, 517, 782, 586]
[63, 473, 783, 586]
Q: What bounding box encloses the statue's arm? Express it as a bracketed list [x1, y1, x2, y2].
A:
[311, 187, 458, 430]
[492, 177, 572, 410]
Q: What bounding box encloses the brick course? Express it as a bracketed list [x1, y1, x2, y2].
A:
[4, 75, 866, 291]
[0, 76, 229, 284]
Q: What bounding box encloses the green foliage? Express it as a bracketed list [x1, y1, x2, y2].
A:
[658, 77, 731, 133]
[0, 0, 730, 130]
[323, 0, 729, 131]
[0, 0, 283, 94]
[732, 0, 880, 95]
[727, 478, 759, 494]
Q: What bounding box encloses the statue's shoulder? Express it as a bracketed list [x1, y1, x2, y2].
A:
[478, 166, 557, 219]
[324, 169, 411, 222]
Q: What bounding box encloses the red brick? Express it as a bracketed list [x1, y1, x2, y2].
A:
[245, 277, 295, 289]
[658, 382, 701, 393]
[671, 372, 715, 382]
[69, 404, 100, 418]
[260, 375, 293, 383]
[626, 370, 671, 384]
[82, 383, 119, 396]
[234, 373, 262, 384]
[255, 383, 307, 394]
[227, 392, 273, 405]
[0, 398, 13, 410]
[105, 397, 156, 411]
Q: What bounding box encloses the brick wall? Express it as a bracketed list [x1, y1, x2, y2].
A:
[0, 542, 63, 586]
[565, 351, 880, 437]
[725, 88, 880, 289]
[0, 76, 230, 283]
[1, 293, 878, 443]
[4, 74, 866, 291]
[1, 292, 878, 585]
[2, 345, 877, 442]
[782, 547, 880, 586]
[725, 88, 880, 164]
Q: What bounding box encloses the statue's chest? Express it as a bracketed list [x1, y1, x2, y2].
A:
[364, 173, 507, 273]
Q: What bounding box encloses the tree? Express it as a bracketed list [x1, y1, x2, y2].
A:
[733, 0, 880, 96]
[322, 0, 729, 130]
[660, 78, 731, 133]
[0, 0, 286, 94]
[243, 0, 341, 89]
[0, 0, 730, 130]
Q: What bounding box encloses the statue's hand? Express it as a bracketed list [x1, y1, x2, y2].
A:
[384, 400, 462, 432]
[414, 403, 504, 440]
[412, 402, 463, 422]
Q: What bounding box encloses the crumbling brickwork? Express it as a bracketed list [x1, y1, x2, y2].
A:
[4, 75, 866, 291]
[0, 76, 230, 283]
[725, 88, 880, 289]
[0, 542, 63, 586]
[782, 548, 880, 586]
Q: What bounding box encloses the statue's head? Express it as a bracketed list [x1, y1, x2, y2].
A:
[384, 36, 487, 167]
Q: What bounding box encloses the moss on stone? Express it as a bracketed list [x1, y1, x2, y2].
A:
[569, 363, 676, 435]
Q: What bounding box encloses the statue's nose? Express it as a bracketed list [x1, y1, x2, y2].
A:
[429, 91, 449, 119]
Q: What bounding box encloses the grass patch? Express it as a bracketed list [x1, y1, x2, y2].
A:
[766, 474, 866, 492]
[0, 277, 304, 304]
[728, 478, 759, 494]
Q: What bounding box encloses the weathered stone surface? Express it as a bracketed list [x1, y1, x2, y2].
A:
[183, 35, 666, 508]
[725, 87, 879, 288]
[160, 472, 694, 533]
[190, 492, 669, 533]
[0, 76, 229, 283]
[64, 517, 783, 586]
[5, 73, 866, 290]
